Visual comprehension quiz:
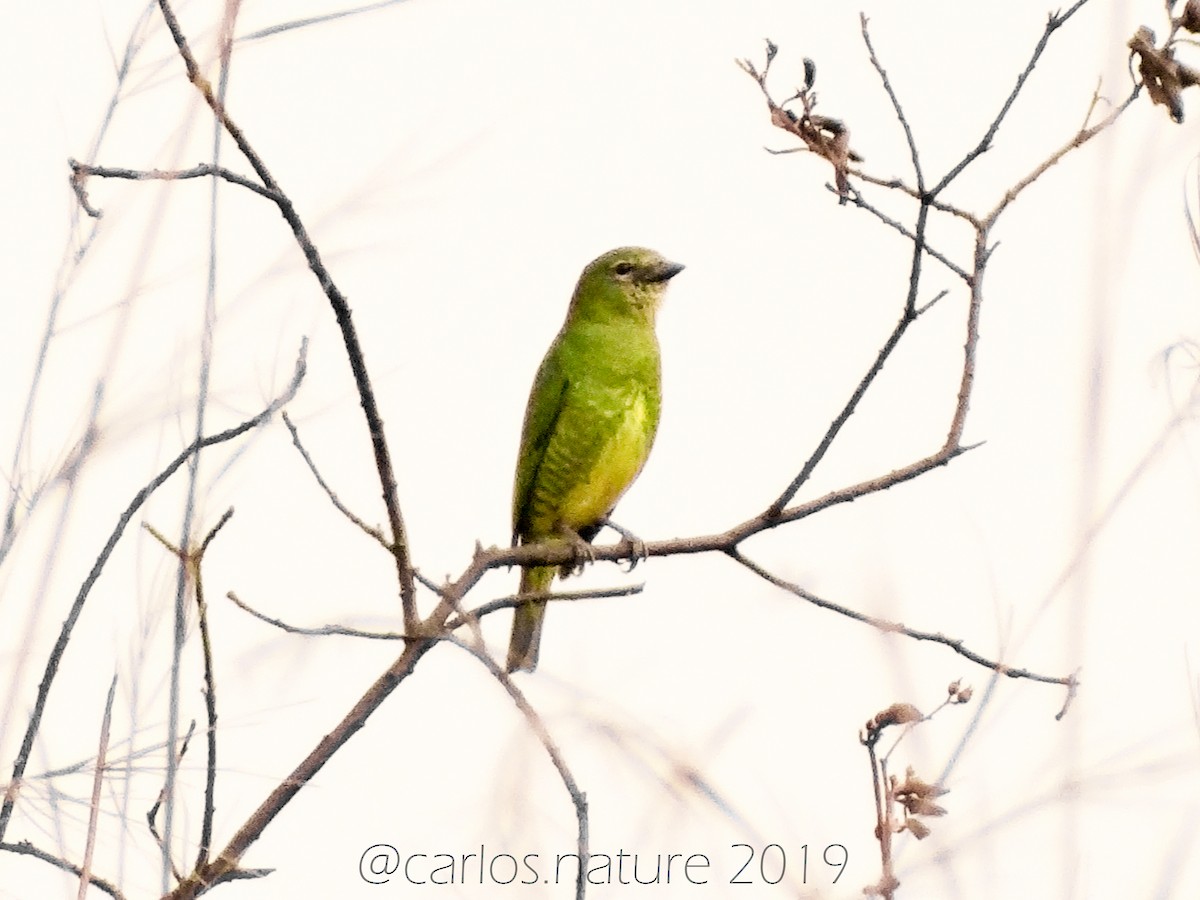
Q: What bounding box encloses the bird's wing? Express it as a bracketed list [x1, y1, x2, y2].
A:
[512, 343, 569, 543]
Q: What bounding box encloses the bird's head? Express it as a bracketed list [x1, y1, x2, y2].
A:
[568, 246, 684, 325]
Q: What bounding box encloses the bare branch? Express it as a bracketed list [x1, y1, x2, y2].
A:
[0, 841, 128, 900]
[0, 341, 306, 844]
[739, 41, 862, 198]
[163, 639, 437, 899]
[226, 591, 407, 640]
[731, 549, 1075, 694]
[835, 184, 970, 281]
[69, 160, 282, 213]
[146, 719, 194, 883]
[451, 583, 645, 629]
[931, 0, 1096, 195]
[78, 675, 118, 900]
[152, 0, 418, 630]
[445, 636, 589, 900]
[984, 84, 1141, 225]
[146, 508, 234, 871]
[860, 14, 924, 193]
[282, 411, 388, 547]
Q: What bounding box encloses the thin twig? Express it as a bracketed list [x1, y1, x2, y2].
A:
[226, 591, 407, 640]
[281, 411, 388, 547]
[163, 639, 437, 898]
[861, 14, 924, 194]
[77, 675, 118, 900]
[849, 169, 980, 224]
[152, 0, 418, 631]
[931, 0, 1095, 195]
[236, 0, 411, 42]
[863, 734, 897, 899]
[835, 184, 970, 281]
[0, 2, 157, 568]
[0, 342, 306, 844]
[445, 636, 589, 900]
[947, 230, 985, 446]
[439, 441, 978, 601]
[144, 508, 235, 871]
[225, 582, 643, 640]
[146, 719, 195, 883]
[0, 841, 128, 900]
[451, 583, 645, 629]
[730, 549, 1076, 692]
[197, 515, 225, 869]
[915, 289, 950, 317]
[69, 160, 283, 211]
[768, 196, 933, 514]
[984, 85, 1141, 225]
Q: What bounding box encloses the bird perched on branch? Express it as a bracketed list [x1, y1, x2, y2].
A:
[506, 246, 685, 672]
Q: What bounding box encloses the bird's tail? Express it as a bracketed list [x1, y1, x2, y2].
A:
[506, 564, 554, 672]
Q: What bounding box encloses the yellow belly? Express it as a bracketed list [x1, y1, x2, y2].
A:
[556, 391, 652, 529]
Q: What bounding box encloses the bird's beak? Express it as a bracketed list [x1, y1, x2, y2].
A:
[646, 259, 685, 283]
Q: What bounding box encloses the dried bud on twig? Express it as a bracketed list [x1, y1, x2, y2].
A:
[904, 816, 931, 840]
[739, 41, 862, 199]
[866, 702, 923, 734]
[1128, 25, 1200, 123]
[892, 766, 949, 839]
[948, 679, 973, 703]
[894, 767, 949, 815]
[1180, 0, 1200, 34]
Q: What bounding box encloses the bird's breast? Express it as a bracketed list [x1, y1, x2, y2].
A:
[555, 388, 655, 529]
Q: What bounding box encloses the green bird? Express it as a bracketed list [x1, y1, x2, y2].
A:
[506, 246, 685, 672]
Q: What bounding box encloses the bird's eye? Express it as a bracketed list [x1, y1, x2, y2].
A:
[613, 262, 634, 276]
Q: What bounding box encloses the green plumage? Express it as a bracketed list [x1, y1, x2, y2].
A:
[506, 247, 684, 672]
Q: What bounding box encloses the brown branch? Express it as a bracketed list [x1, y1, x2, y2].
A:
[947, 229, 985, 446]
[146, 508, 235, 872]
[442, 440, 976, 607]
[151, 0, 418, 631]
[983, 84, 1141, 226]
[860, 688, 968, 894]
[163, 639, 437, 899]
[863, 733, 897, 899]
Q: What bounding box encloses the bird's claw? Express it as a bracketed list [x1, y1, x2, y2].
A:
[601, 518, 648, 573]
[621, 535, 648, 573]
[558, 526, 596, 577]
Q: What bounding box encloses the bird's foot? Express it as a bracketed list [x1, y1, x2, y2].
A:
[557, 525, 596, 577]
[601, 517, 648, 573]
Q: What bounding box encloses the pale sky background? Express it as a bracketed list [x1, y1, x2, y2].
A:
[4, 0, 1200, 897]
